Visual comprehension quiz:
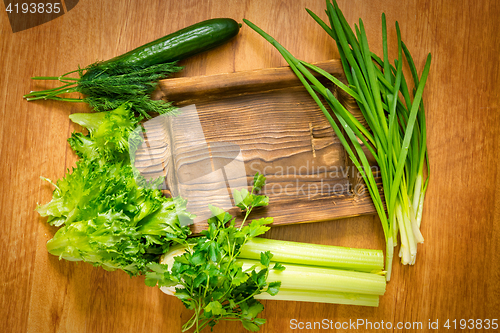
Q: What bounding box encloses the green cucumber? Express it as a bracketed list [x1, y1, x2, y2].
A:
[83, 18, 241, 80]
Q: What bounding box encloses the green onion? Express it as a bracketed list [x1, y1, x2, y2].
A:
[243, 0, 431, 281]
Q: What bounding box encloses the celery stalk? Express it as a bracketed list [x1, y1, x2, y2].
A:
[238, 259, 386, 296]
[239, 237, 384, 273]
[255, 289, 380, 307]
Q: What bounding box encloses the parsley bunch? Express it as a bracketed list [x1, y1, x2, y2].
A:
[146, 174, 285, 332]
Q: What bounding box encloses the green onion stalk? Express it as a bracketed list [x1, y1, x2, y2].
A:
[243, 0, 431, 281]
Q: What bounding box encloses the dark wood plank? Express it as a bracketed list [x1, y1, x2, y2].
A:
[147, 61, 378, 232]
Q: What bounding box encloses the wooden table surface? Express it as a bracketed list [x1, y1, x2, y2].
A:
[1, 0, 499, 332]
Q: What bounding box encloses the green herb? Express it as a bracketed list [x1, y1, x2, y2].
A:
[146, 173, 280, 332]
[244, 0, 431, 281]
[24, 62, 181, 118]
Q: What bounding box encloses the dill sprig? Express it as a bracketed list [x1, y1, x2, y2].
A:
[24, 61, 182, 118]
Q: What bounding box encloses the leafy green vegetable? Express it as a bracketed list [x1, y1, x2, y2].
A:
[146, 174, 281, 333]
[68, 102, 143, 162]
[45, 195, 191, 275]
[37, 103, 192, 276]
[39, 157, 191, 275]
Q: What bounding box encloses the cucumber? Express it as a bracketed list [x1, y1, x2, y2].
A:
[83, 18, 240, 80]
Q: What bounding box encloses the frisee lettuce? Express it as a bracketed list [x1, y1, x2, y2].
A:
[68, 102, 143, 162]
[37, 103, 191, 276]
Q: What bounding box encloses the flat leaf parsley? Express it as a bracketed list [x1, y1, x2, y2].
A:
[146, 174, 284, 332]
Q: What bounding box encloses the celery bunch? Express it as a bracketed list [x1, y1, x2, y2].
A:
[148, 174, 386, 332]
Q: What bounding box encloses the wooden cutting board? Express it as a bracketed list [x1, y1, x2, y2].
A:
[138, 60, 380, 233]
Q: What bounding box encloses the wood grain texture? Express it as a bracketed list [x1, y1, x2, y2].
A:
[0, 0, 499, 333]
[149, 60, 378, 233]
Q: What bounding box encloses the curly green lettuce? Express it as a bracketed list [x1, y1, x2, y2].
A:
[37, 103, 191, 276]
[68, 102, 143, 162]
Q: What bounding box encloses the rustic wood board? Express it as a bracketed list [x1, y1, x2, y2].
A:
[146, 60, 378, 233]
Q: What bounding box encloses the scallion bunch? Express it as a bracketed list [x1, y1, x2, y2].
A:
[244, 0, 431, 280]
